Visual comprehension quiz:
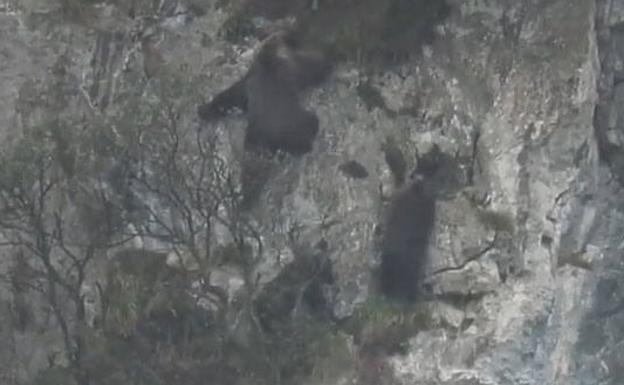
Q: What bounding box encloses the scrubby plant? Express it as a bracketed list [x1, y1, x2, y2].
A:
[0, 2, 453, 383]
[346, 295, 434, 354]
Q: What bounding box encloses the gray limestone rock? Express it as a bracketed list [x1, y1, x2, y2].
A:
[1, 0, 624, 384]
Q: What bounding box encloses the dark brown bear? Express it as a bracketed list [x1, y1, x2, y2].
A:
[379, 145, 440, 301]
[198, 32, 332, 155]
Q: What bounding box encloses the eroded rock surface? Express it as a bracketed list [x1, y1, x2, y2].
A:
[1, 0, 624, 384]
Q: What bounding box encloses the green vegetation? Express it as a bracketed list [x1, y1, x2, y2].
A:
[346, 295, 434, 354]
[0, 43, 361, 385]
[250, 251, 343, 384]
[307, 331, 353, 384]
[0, 3, 449, 384]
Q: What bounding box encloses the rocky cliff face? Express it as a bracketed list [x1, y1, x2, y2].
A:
[1, 0, 623, 384]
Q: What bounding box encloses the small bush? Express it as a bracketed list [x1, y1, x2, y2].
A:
[346, 295, 433, 354]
